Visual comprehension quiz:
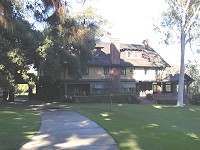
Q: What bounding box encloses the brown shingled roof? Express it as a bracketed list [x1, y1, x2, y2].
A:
[88, 42, 170, 68]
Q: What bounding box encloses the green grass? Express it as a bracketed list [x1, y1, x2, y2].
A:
[1, 100, 200, 150]
[0, 102, 41, 150]
[61, 103, 200, 150]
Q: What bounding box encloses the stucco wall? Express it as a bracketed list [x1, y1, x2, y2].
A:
[62, 66, 159, 81]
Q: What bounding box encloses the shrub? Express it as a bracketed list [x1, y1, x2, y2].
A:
[127, 94, 141, 104]
[156, 100, 177, 105]
[66, 93, 140, 104]
[73, 94, 128, 103]
[146, 93, 154, 100]
[190, 93, 200, 105]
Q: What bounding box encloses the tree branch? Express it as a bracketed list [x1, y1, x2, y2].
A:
[184, 0, 191, 13]
[185, 3, 200, 34]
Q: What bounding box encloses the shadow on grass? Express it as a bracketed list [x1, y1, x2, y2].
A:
[66, 103, 200, 150]
[0, 101, 41, 150]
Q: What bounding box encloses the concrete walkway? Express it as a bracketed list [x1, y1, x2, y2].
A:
[20, 109, 119, 150]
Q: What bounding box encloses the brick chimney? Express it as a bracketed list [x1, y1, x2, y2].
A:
[110, 38, 120, 64]
[142, 39, 150, 49]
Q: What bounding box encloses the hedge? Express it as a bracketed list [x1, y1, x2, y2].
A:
[156, 99, 177, 105]
[65, 94, 141, 104]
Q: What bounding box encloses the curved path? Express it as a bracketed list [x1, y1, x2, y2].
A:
[20, 109, 119, 150]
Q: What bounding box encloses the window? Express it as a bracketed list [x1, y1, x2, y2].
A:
[93, 84, 104, 94]
[104, 67, 110, 75]
[74, 88, 80, 93]
[134, 52, 141, 59]
[128, 51, 133, 58]
[144, 68, 148, 75]
[121, 67, 126, 75]
[155, 69, 158, 76]
[82, 66, 89, 75]
[166, 83, 172, 92]
[129, 67, 133, 72]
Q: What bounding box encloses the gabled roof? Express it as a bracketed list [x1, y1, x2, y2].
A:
[88, 42, 170, 68]
[88, 48, 133, 67]
[170, 73, 194, 83]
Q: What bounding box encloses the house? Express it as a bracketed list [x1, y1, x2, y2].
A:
[36, 38, 195, 100]
[61, 38, 172, 97]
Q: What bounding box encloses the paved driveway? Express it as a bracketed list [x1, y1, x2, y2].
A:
[20, 110, 119, 150]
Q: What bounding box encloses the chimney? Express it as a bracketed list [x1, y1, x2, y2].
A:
[94, 46, 103, 56]
[110, 38, 120, 64]
[142, 39, 149, 49]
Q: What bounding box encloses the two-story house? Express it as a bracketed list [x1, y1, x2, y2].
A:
[62, 39, 171, 96]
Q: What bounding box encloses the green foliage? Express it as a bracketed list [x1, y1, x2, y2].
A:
[69, 94, 140, 104]
[155, 0, 200, 45]
[155, 0, 200, 107]
[103, 76, 121, 94]
[191, 93, 200, 105]
[185, 60, 200, 93]
[15, 84, 29, 95]
[0, 16, 43, 89]
[127, 94, 141, 104]
[156, 99, 177, 105]
[146, 93, 154, 100]
[38, 7, 109, 82]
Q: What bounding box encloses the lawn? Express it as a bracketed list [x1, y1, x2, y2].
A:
[62, 103, 200, 150]
[0, 102, 41, 150]
[1, 101, 200, 150]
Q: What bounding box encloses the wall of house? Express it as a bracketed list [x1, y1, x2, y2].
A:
[62, 66, 109, 80]
[121, 67, 158, 81]
[134, 68, 157, 81]
[62, 66, 160, 83]
[82, 66, 105, 80]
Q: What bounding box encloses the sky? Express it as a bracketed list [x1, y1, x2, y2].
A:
[68, 0, 199, 66]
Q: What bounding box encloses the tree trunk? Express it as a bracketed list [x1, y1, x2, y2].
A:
[8, 89, 14, 102]
[177, 31, 186, 107]
[109, 94, 112, 113]
[28, 86, 33, 100]
[3, 90, 9, 101]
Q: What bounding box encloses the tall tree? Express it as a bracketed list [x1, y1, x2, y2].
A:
[0, 0, 26, 29]
[0, 16, 43, 100]
[36, 6, 109, 100]
[26, 0, 86, 25]
[155, 0, 200, 107]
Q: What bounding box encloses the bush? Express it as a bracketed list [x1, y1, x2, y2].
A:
[156, 100, 177, 105]
[72, 94, 127, 103]
[190, 93, 200, 105]
[146, 93, 154, 100]
[67, 93, 140, 104]
[127, 94, 141, 104]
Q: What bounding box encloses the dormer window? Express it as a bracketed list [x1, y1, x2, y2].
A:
[128, 51, 133, 58]
[127, 51, 141, 59]
[134, 52, 142, 59]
